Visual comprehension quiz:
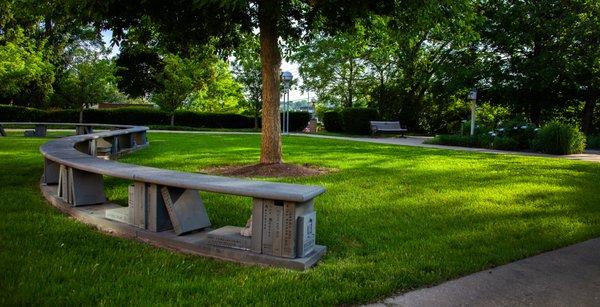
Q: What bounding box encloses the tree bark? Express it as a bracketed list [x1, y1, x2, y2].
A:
[258, 0, 282, 164]
[170, 113, 175, 126]
[79, 107, 84, 123]
[581, 98, 596, 134]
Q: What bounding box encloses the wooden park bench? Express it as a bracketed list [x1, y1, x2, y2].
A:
[17, 122, 326, 270]
[370, 121, 407, 137]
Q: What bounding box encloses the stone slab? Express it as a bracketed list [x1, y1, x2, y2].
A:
[105, 207, 130, 224]
[207, 226, 252, 250]
[160, 187, 211, 235]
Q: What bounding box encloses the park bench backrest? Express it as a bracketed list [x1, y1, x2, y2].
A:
[370, 121, 402, 130]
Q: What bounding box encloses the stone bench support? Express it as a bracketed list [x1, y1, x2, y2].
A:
[57, 165, 106, 206]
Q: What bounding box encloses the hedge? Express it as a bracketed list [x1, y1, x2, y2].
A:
[175, 111, 254, 129]
[0, 105, 46, 122]
[341, 108, 379, 135]
[322, 108, 379, 135]
[323, 111, 343, 133]
[0, 104, 311, 130]
[280, 111, 311, 132]
[83, 108, 170, 126]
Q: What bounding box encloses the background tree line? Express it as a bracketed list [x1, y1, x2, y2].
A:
[1, 0, 599, 162]
[292, 0, 599, 135]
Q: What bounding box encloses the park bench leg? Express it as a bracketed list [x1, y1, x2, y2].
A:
[57, 165, 106, 206]
[43, 158, 60, 184]
[114, 183, 211, 235]
[133, 131, 147, 147]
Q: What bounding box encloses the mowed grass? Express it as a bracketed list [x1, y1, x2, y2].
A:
[1, 131, 599, 305]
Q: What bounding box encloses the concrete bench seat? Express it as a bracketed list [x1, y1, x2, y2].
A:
[3, 121, 327, 269]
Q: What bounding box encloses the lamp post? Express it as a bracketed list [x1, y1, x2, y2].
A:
[468, 89, 478, 136]
[281, 71, 293, 135]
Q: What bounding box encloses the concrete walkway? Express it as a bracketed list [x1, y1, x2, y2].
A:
[366, 238, 600, 307]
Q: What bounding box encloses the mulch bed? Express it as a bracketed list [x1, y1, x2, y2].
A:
[200, 163, 334, 178]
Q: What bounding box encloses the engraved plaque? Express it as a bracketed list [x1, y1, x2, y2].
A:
[297, 212, 316, 257]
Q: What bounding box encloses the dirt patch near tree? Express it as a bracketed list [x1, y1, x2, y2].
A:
[200, 163, 334, 178]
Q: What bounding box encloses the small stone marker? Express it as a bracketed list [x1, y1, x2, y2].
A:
[297, 212, 316, 257]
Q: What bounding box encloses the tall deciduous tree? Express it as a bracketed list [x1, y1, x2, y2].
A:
[233, 34, 263, 128]
[61, 0, 394, 164]
[152, 54, 211, 126]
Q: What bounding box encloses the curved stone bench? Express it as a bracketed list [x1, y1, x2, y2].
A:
[2, 122, 326, 270]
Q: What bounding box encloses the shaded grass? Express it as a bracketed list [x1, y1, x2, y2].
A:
[1, 132, 599, 305]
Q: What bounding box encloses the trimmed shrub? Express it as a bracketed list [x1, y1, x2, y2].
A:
[42, 110, 79, 122]
[340, 108, 379, 135]
[83, 107, 170, 125]
[0, 104, 45, 122]
[280, 111, 310, 132]
[323, 111, 343, 132]
[532, 121, 586, 155]
[175, 111, 254, 129]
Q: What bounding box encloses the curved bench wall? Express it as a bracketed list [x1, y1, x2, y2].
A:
[2, 122, 326, 269]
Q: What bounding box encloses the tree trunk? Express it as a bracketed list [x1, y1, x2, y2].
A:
[258, 0, 282, 164]
[581, 99, 596, 134]
[170, 113, 175, 126]
[79, 107, 84, 123]
[348, 59, 354, 108]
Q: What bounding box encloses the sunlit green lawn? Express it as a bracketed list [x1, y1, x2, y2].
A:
[1, 131, 599, 305]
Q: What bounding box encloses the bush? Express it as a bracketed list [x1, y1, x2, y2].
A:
[532, 121, 586, 155]
[492, 137, 519, 150]
[175, 111, 254, 129]
[340, 108, 379, 135]
[323, 111, 343, 132]
[280, 111, 310, 132]
[496, 119, 537, 150]
[0, 104, 45, 122]
[587, 134, 600, 150]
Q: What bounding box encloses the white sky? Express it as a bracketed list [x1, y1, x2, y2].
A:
[102, 30, 312, 101]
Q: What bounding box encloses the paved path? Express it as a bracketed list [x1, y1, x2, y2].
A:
[365, 238, 600, 307]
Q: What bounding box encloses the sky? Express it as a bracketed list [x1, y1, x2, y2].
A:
[101, 31, 312, 101]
